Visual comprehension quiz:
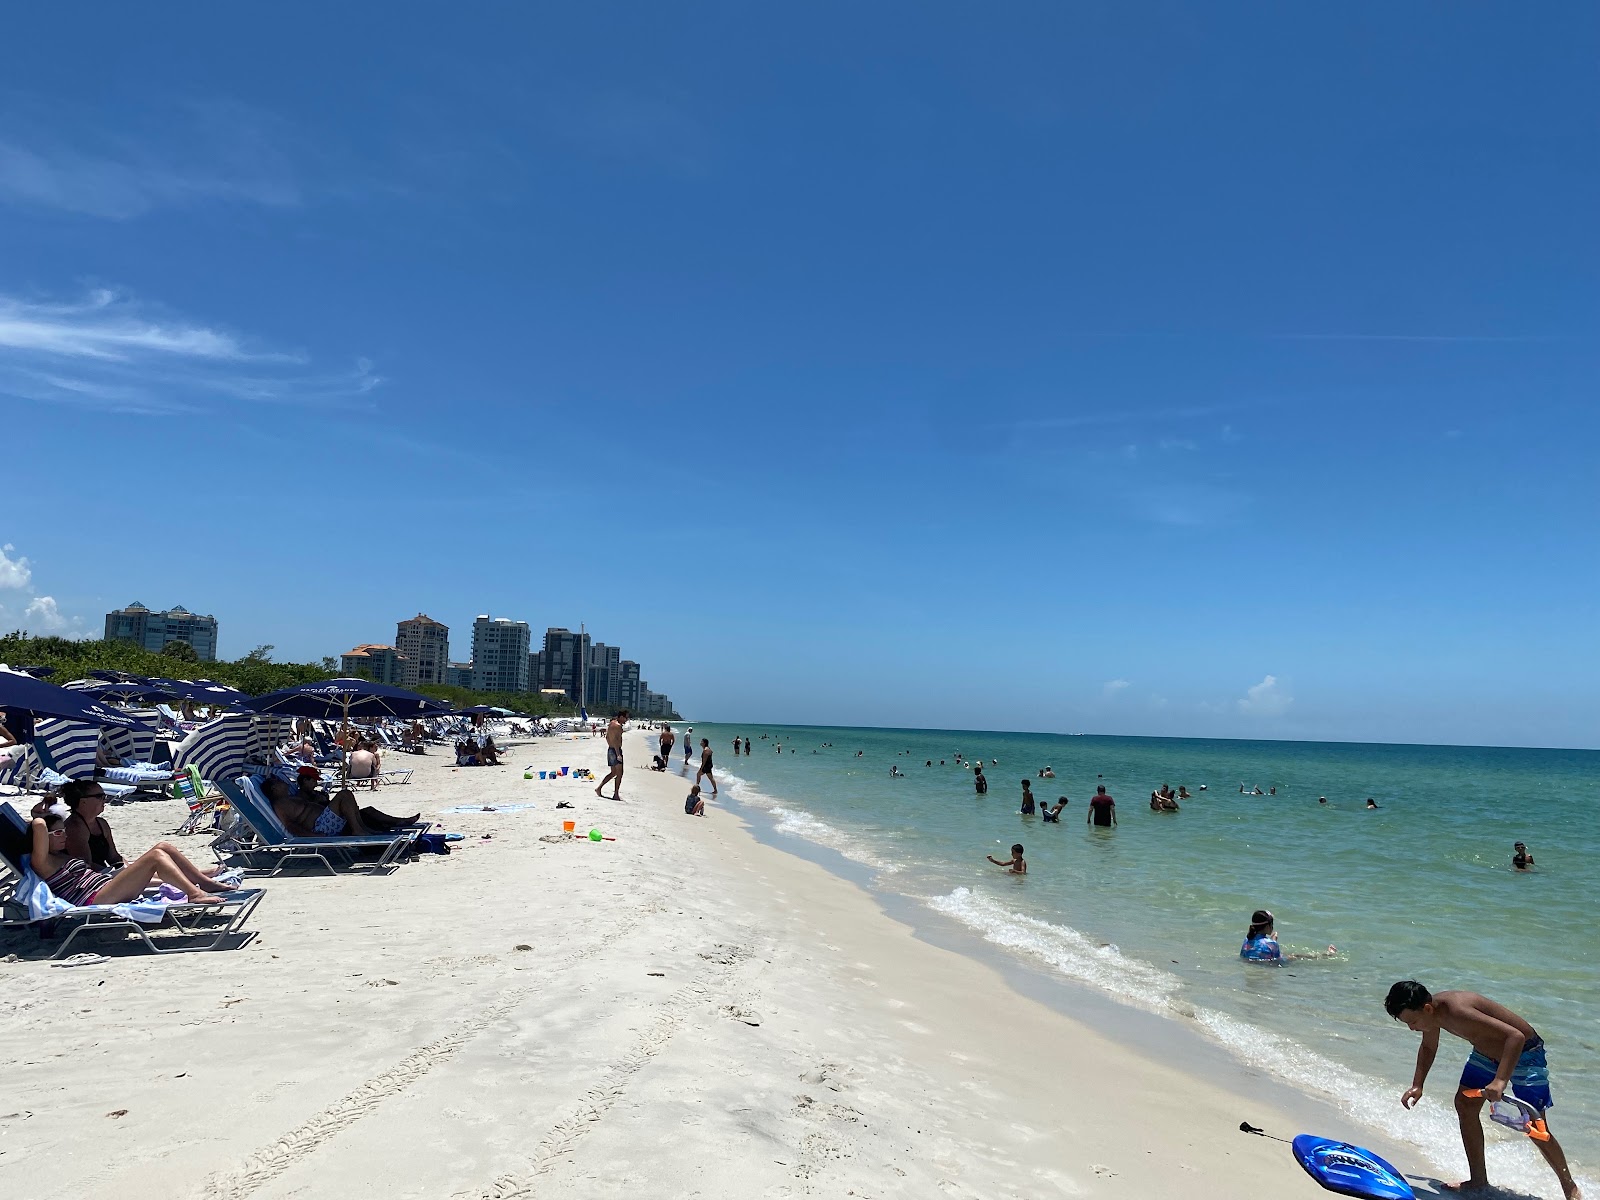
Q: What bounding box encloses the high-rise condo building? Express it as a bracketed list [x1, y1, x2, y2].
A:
[470, 615, 530, 692]
[395, 613, 449, 687]
[339, 644, 406, 684]
[616, 659, 642, 711]
[586, 642, 621, 708]
[537, 627, 591, 702]
[104, 602, 219, 661]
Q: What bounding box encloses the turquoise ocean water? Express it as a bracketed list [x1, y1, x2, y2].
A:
[682, 723, 1598, 1197]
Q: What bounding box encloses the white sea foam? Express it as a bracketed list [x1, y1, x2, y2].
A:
[927, 885, 1578, 1198]
[716, 769, 903, 874]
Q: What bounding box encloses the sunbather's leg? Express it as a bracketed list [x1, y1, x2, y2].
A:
[148, 840, 237, 891]
[94, 847, 223, 904]
[330, 791, 373, 836]
[358, 806, 422, 832]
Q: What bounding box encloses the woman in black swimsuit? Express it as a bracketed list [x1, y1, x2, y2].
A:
[695, 738, 717, 794]
[44, 778, 232, 879]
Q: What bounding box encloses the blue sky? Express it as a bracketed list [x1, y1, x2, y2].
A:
[2, 5, 1595, 747]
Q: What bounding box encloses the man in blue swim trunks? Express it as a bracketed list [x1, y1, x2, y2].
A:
[1384, 980, 1579, 1199]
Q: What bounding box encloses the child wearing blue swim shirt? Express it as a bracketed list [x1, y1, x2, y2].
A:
[1240, 910, 1336, 963]
[1385, 980, 1578, 1200]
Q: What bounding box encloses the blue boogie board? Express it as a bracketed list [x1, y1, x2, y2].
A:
[1291, 1135, 1415, 1200]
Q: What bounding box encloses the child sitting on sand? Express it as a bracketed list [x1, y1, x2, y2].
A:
[684, 785, 705, 817]
[1385, 980, 1578, 1200]
[986, 844, 1026, 874]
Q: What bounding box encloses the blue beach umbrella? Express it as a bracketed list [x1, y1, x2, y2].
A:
[246, 678, 451, 722]
[0, 667, 151, 730]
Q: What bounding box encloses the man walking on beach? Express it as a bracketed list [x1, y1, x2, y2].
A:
[659, 723, 675, 766]
[596, 708, 629, 801]
[1088, 785, 1117, 828]
[1385, 980, 1579, 1199]
[684, 728, 694, 765]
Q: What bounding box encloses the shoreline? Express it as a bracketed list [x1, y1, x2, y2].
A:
[3, 727, 1442, 1197]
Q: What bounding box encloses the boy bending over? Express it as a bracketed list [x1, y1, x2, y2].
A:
[1384, 980, 1578, 1199]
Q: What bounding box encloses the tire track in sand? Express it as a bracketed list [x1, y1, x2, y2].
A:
[200, 905, 664, 1200]
[471, 941, 755, 1199]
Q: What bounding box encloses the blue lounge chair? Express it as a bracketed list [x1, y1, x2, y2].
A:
[0, 803, 263, 957]
[215, 775, 417, 876]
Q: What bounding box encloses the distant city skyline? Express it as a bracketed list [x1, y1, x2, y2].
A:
[1, 7, 1594, 748]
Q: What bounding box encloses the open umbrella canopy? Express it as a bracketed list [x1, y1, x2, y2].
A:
[0, 666, 152, 729]
[67, 679, 174, 703]
[246, 678, 451, 721]
[451, 704, 504, 716]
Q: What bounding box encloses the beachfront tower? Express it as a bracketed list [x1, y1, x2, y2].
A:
[395, 613, 449, 687]
[104, 602, 219, 661]
[538, 627, 591, 703]
[587, 642, 621, 708]
[339, 644, 406, 684]
[470, 615, 531, 693]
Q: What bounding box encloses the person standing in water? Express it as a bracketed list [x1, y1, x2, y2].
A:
[658, 723, 675, 766]
[1088, 785, 1116, 827]
[987, 843, 1026, 875]
[1512, 842, 1535, 870]
[1019, 779, 1035, 815]
[973, 764, 988, 794]
[695, 738, 717, 794]
[743, 737, 750, 755]
[732, 736, 741, 756]
[683, 728, 694, 765]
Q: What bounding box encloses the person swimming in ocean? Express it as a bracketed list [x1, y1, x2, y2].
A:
[1041, 797, 1067, 822]
[1512, 842, 1535, 870]
[987, 843, 1026, 875]
[1367, 798, 1380, 809]
[1240, 910, 1336, 963]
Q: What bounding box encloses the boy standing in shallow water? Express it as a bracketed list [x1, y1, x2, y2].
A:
[1384, 980, 1579, 1199]
[987, 844, 1026, 874]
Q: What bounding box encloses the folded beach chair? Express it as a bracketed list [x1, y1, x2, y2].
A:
[170, 765, 229, 836]
[214, 775, 416, 876]
[0, 803, 263, 957]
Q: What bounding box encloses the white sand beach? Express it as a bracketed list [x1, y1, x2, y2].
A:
[3, 728, 1323, 1199]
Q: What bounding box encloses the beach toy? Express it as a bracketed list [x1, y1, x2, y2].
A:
[589, 828, 602, 841]
[524, 771, 532, 780]
[539, 771, 547, 779]
[560, 766, 569, 776]
[1239, 1124, 1414, 1200]
[562, 820, 575, 833]
[1290, 1135, 1414, 1199]
[1462, 1090, 1551, 1142]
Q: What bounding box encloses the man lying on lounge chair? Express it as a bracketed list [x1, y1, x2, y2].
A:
[261, 776, 419, 838]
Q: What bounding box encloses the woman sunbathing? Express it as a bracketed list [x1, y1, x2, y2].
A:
[261, 777, 418, 838]
[33, 780, 236, 882]
[479, 736, 502, 766]
[28, 805, 237, 906]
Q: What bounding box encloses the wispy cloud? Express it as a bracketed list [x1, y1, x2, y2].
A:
[1237, 674, 1293, 717]
[0, 101, 302, 219]
[0, 289, 381, 416]
[0, 544, 31, 590]
[1102, 679, 1131, 696]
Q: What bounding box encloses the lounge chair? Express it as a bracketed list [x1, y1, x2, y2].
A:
[0, 803, 263, 958]
[214, 775, 417, 876]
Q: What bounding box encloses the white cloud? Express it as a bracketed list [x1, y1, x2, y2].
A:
[0, 544, 30, 590]
[22, 595, 72, 633]
[1103, 679, 1131, 696]
[0, 289, 379, 416]
[0, 544, 82, 636]
[1237, 674, 1293, 717]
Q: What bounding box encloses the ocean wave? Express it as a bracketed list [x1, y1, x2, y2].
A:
[715, 769, 903, 874]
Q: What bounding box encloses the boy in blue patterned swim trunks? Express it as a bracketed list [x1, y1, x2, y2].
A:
[1384, 980, 1579, 1199]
